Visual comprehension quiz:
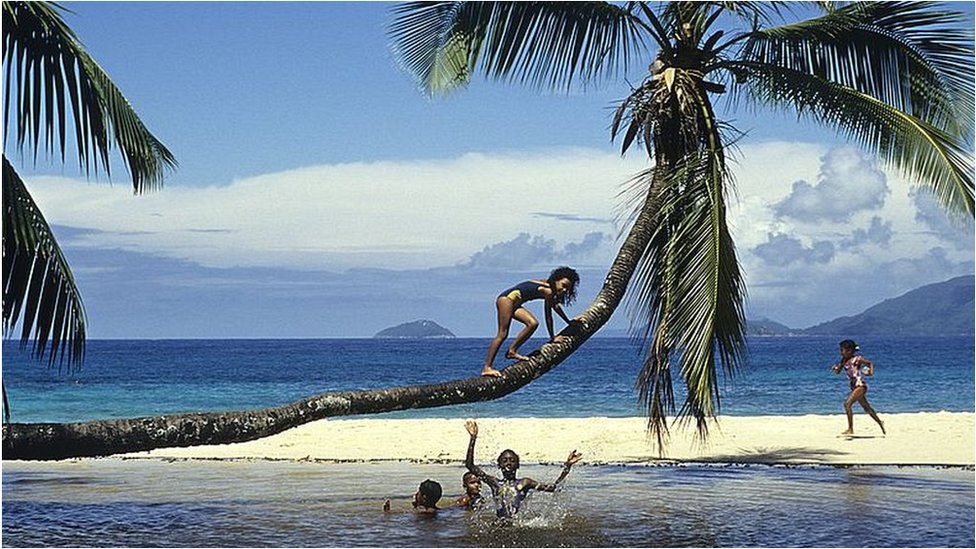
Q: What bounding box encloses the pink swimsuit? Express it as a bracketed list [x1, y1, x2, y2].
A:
[841, 356, 866, 390]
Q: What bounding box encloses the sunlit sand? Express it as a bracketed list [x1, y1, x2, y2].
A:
[116, 412, 974, 466]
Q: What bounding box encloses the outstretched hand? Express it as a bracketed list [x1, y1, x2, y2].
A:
[465, 419, 478, 437]
[565, 449, 582, 467]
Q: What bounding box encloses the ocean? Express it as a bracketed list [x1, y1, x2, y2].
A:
[2, 336, 974, 547]
[2, 336, 973, 422]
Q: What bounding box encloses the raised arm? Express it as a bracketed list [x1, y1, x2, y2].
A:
[464, 420, 499, 491]
[532, 449, 582, 492]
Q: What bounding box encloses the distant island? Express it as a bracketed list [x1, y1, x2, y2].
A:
[746, 318, 795, 336]
[374, 319, 456, 339]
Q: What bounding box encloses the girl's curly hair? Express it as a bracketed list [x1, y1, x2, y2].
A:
[548, 266, 580, 305]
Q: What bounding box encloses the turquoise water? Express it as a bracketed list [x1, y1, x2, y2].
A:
[2, 336, 973, 422]
[2, 336, 973, 547]
[2, 460, 973, 547]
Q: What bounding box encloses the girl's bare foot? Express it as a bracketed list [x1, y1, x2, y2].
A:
[481, 367, 502, 377]
[840, 429, 854, 436]
[878, 421, 886, 435]
[505, 350, 530, 361]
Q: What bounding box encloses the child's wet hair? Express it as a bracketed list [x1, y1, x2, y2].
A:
[418, 479, 442, 505]
[548, 266, 580, 305]
[839, 339, 859, 352]
[462, 471, 479, 484]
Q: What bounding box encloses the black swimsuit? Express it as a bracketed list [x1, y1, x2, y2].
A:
[498, 281, 547, 305]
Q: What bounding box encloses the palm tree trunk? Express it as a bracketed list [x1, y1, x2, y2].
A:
[2, 187, 663, 461]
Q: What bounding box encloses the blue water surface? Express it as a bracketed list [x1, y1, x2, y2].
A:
[2, 336, 972, 422]
[3, 460, 973, 548]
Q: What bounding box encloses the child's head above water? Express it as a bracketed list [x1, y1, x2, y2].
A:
[548, 266, 580, 305]
[497, 449, 520, 477]
[414, 479, 442, 509]
[462, 472, 481, 495]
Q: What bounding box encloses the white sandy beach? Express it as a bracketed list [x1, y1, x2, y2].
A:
[121, 412, 975, 467]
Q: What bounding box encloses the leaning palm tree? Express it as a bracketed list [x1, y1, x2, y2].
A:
[2, 0, 177, 389]
[3, 1, 972, 460]
[388, 1, 974, 445]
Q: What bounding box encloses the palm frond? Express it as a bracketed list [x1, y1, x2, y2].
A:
[388, 1, 648, 95]
[2, 155, 86, 369]
[666, 153, 745, 431]
[727, 60, 974, 217]
[615, 167, 674, 454]
[623, 148, 746, 451]
[2, 1, 177, 192]
[738, 1, 975, 139]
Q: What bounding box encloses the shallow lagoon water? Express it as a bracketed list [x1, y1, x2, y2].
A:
[3, 460, 973, 547]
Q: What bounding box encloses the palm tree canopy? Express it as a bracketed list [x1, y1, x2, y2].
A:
[2, 1, 177, 369]
[3, 1, 177, 190]
[389, 1, 975, 445]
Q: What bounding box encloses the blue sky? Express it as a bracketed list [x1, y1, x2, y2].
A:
[10, 1, 975, 338]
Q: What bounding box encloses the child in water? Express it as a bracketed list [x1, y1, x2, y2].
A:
[481, 266, 580, 377]
[831, 339, 886, 436]
[382, 479, 442, 514]
[463, 419, 582, 518]
[453, 472, 483, 510]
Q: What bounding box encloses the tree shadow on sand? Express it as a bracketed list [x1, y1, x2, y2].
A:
[693, 446, 850, 465]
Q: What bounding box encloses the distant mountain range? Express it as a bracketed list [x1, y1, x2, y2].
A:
[374, 319, 456, 339]
[751, 275, 974, 336]
[801, 275, 974, 336]
[377, 276, 973, 339]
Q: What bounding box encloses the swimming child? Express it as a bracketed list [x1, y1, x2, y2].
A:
[831, 339, 886, 436]
[482, 266, 580, 377]
[382, 479, 442, 514]
[463, 419, 582, 518]
[454, 471, 483, 510]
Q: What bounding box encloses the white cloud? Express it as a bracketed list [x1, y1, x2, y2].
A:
[911, 189, 975, 250]
[753, 233, 835, 267]
[462, 231, 608, 270]
[733, 144, 973, 326]
[27, 141, 974, 329]
[27, 149, 643, 271]
[773, 145, 889, 222]
[841, 216, 893, 249]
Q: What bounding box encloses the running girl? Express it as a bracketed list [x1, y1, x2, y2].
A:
[831, 339, 886, 436]
[481, 266, 579, 377]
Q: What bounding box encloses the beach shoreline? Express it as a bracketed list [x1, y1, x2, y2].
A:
[19, 412, 949, 467]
